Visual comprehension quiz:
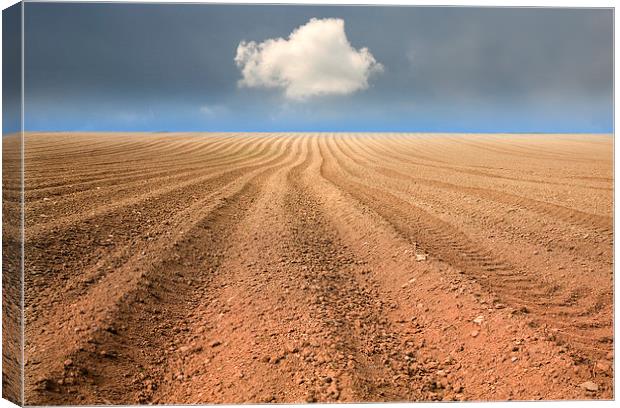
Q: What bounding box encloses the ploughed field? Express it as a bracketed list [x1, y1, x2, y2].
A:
[20, 132, 612, 404]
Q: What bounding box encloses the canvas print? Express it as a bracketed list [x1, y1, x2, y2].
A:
[1, 2, 614, 405]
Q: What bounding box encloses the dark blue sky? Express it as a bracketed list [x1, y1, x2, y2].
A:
[11, 4, 615, 132]
[3, 2, 21, 134]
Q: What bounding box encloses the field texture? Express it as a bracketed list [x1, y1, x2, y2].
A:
[21, 132, 612, 403]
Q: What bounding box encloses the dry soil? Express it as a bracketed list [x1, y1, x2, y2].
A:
[17, 132, 613, 404]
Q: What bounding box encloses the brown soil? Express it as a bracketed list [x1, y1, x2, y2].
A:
[21, 132, 613, 404]
[3, 134, 24, 405]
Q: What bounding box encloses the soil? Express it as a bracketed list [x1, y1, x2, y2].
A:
[19, 132, 613, 404]
[3, 134, 24, 405]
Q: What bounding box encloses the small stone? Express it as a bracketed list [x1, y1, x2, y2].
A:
[473, 315, 484, 325]
[511, 356, 518, 363]
[595, 361, 611, 373]
[415, 254, 427, 262]
[63, 359, 73, 367]
[305, 392, 316, 403]
[327, 383, 340, 399]
[210, 340, 221, 348]
[470, 330, 479, 338]
[579, 381, 599, 392]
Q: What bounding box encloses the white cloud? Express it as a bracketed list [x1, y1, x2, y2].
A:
[200, 105, 215, 115]
[234, 18, 383, 100]
[199, 104, 226, 116]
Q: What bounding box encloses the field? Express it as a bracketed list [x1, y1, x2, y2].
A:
[17, 132, 613, 403]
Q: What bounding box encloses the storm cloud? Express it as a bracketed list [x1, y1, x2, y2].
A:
[20, 4, 613, 132]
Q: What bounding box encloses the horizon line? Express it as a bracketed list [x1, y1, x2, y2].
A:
[6, 130, 615, 135]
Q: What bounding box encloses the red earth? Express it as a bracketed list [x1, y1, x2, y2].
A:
[15, 132, 613, 404]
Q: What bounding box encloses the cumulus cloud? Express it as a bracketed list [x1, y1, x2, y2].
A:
[234, 18, 383, 100]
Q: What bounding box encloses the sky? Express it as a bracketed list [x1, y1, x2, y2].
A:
[3, 2, 21, 134]
[4, 3, 614, 133]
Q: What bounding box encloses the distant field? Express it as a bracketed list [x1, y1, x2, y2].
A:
[17, 132, 613, 403]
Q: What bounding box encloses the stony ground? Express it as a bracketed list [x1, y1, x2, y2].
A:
[3, 134, 23, 404]
[19, 132, 613, 404]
